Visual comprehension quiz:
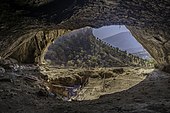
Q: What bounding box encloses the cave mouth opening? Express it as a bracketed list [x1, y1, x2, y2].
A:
[44, 25, 153, 67]
[40, 25, 155, 101]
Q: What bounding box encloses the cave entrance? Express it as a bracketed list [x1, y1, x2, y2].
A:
[40, 25, 154, 101]
[44, 25, 153, 68]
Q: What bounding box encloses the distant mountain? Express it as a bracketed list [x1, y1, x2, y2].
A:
[45, 28, 147, 67]
[102, 32, 151, 59]
[92, 25, 129, 39]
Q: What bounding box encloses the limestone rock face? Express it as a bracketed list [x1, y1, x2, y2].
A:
[10, 29, 69, 64]
[127, 26, 170, 72]
[0, 0, 170, 71]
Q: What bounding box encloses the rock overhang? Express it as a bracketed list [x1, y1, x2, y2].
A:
[0, 0, 170, 72]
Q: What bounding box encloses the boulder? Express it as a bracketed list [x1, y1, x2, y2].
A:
[24, 75, 39, 82]
[50, 76, 78, 87]
[49, 73, 89, 87]
[37, 89, 49, 97]
[112, 68, 125, 74]
[99, 71, 114, 78]
[0, 67, 5, 73]
[0, 58, 19, 70]
[48, 84, 68, 97]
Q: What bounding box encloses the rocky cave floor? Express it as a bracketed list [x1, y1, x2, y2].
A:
[0, 65, 170, 113]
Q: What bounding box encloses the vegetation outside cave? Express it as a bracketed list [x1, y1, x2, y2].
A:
[44, 27, 155, 69]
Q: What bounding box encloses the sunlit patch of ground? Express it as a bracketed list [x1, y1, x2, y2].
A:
[75, 68, 154, 100]
[40, 66, 154, 101]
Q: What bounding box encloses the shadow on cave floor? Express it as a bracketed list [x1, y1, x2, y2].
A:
[0, 67, 170, 113]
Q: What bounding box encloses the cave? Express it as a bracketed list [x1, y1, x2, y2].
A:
[40, 25, 154, 101]
[0, 0, 170, 113]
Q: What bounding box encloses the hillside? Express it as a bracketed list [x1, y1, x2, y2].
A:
[103, 32, 151, 59]
[45, 28, 148, 68]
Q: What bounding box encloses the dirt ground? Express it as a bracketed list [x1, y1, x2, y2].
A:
[0, 66, 170, 113]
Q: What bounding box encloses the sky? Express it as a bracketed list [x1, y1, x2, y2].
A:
[92, 25, 129, 39]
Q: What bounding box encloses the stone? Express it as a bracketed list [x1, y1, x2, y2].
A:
[0, 67, 5, 73]
[0, 58, 19, 70]
[40, 74, 48, 81]
[10, 72, 22, 77]
[99, 71, 114, 78]
[50, 76, 78, 87]
[48, 84, 69, 97]
[77, 70, 93, 77]
[49, 73, 89, 88]
[24, 75, 39, 82]
[37, 89, 49, 97]
[112, 68, 125, 74]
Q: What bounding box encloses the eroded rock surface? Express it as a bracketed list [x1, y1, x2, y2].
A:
[10, 29, 69, 64]
[128, 26, 170, 72]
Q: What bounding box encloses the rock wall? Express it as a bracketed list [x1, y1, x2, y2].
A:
[11, 29, 69, 64]
[0, 0, 170, 71]
[127, 26, 170, 72]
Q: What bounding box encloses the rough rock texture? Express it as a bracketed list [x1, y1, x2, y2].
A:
[127, 26, 170, 72]
[0, 67, 170, 113]
[0, 0, 170, 70]
[0, 66, 5, 73]
[10, 29, 69, 64]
